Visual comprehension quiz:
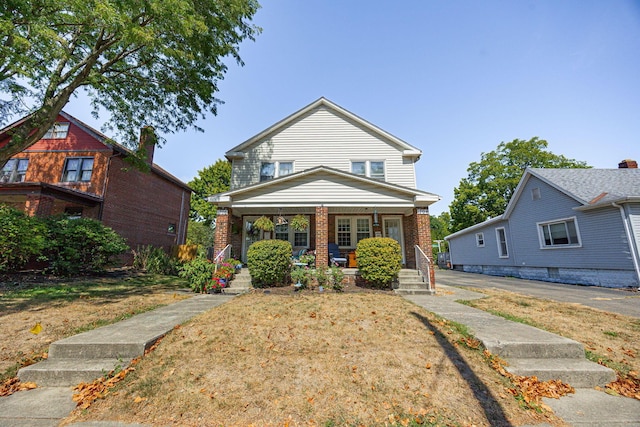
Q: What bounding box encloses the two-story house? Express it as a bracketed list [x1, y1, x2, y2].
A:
[0, 111, 191, 256]
[208, 98, 440, 282]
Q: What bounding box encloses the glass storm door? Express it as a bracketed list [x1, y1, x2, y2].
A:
[383, 217, 405, 264]
[242, 218, 262, 262]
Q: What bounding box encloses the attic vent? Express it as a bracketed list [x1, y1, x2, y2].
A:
[531, 188, 541, 201]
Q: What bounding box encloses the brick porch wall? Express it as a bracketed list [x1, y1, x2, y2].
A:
[315, 206, 329, 267]
[416, 207, 436, 285]
[213, 209, 231, 259]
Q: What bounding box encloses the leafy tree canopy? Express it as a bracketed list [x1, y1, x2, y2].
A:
[188, 158, 231, 224]
[449, 137, 589, 232]
[0, 0, 261, 166]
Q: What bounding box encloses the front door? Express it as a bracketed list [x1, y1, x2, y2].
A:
[242, 217, 262, 263]
[383, 217, 405, 264]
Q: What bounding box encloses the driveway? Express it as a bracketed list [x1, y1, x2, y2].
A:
[435, 269, 640, 318]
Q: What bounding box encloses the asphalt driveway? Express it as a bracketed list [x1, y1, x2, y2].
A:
[435, 269, 640, 318]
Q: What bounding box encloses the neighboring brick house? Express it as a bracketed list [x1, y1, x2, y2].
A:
[207, 98, 440, 282]
[0, 111, 191, 256]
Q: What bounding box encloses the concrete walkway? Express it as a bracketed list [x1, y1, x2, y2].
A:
[405, 281, 640, 427]
[0, 294, 233, 427]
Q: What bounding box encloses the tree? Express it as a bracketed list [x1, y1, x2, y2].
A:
[188, 159, 231, 224]
[0, 0, 261, 168]
[429, 211, 450, 259]
[449, 137, 589, 232]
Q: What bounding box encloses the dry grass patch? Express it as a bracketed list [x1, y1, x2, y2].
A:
[459, 287, 640, 398]
[64, 292, 558, 427]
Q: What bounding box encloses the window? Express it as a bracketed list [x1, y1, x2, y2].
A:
[496, 227, 509, 258]
[336, 217, 371, 247]
[351, 160, 385, 180]
[168, 223, 176, 234]
[260, 161, 293, 182]
[475, 232, 485, 247]
[538, 217, 581, 248]
[1, 158, 29, 183]
[62, 157, 94, 182]
[531, 188, 541, 201]
[274, 217, 308, 247]
[64, 207, 83, 220]
[43, 122, 70, 139]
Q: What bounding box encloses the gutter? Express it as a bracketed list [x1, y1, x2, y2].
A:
[613, 202, 640, 289]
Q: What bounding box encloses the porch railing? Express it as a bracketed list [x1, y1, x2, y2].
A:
[213, 244, 232, 273]
[414, 245, 434, 292]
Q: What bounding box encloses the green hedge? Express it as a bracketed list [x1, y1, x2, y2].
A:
[356, 237, 402, 288]
[0, 205, 47, 272]
[247, 239, 292, 287]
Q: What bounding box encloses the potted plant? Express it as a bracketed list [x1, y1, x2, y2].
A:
[290, 214, 309, 231]
[253, 215, 274, 232]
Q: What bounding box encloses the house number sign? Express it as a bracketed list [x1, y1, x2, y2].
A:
[417, 209, 429, 215]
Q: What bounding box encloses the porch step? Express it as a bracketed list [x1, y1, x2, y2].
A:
[505, 358, 616, 388]
[395, 269, 434, 295]
[224, 268, 251, 295]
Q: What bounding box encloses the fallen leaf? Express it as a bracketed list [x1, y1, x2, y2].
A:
[29, 322, 42, 335]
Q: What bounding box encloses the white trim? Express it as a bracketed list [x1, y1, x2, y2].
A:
[335, 216, 372, 249]
[536, 216, 582, 249]
[475, 232, 485, 247]
[495, 227, 509, 258]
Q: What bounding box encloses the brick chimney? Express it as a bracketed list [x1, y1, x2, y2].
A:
[618, 159, 638, 169]
[138, 126, 156, 166]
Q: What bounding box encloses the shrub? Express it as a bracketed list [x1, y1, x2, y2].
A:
[291, 266, 311, 289]
[178, 257, 216, 293]
[133, 245, 179, 275]
[329, 265, 344, 292]
[247, 239, 291, 287]
[0, 205, 46, 272]
[43, 216, 129, 276]
[355, 237, 402, 288]
[314, 267, 329, 288]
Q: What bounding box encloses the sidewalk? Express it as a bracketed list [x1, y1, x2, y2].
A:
[405, 282, 640, 427]
[0, 294, 234, 427]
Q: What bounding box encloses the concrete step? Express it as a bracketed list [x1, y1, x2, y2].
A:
[506, 358, 616, 388]
[18, 358, 128, 387]
[484, 337, 586, 360]
[48, 335, 161, 360]
[394, 288, 436, 295]
[398, 281, 428, 288]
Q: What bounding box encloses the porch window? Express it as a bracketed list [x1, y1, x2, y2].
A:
[537, 217, 581, 248]
[43, 122, 70, 139]
[274, 216, 309, 247]
[260, 161, 293, 182]
[1, 158, 29, 183]
[62, 157, 94, 182]
[336, 216, 372, 248]
[350, 160, 385, 180]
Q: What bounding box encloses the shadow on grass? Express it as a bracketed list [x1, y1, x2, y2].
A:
[411, 311, 513, 427]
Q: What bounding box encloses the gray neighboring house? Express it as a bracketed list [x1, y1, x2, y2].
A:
[445, 161, 640, 288]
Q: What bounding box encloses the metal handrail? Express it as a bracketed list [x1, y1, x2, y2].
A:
[213, 244, 232, 273]
[414, 245, 434, 292]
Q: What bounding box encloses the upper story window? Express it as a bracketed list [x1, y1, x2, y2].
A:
[351, 160, 385, 180]
[62, 157, 94, 182]
[1, 158, 29, 183]
[260, 161, 293, 182]
[43, 122, 70, 139]
[475, 232, 485, 247]
[537, 217, 581, 248]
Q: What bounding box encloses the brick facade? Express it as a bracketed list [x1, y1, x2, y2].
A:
[415, 207, 436, 286]
[213, 209, 231, 259]
[315, 206, 329, 267]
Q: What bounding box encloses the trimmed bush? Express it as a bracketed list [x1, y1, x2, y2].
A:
[178, 257, 216, 293]
[43, 216, 129, 276]
[0, 205, 46, 272]
[247, 239, 292, 287]
[355, 237, 402, 288]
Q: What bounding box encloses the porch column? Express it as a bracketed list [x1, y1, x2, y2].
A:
[416, 207, 436, 286]
[25, 194, 54, 217]
[315, 206, 329, 267]
[214, 208, 231, 259]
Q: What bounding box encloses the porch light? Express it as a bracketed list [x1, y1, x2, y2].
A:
[373, 208, 379, 227]
[276, 209, 287, 225]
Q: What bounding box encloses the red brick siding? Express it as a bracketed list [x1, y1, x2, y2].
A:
[315, 206, 329, 267]
[213, 209, 231, 259]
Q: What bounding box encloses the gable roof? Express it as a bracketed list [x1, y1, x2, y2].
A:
[0, 111, 191, 191]
[208, 165, 439, 205]
[224, 97, 422, 160]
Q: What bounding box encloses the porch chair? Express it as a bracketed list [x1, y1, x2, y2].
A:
[328, 243, 347, 267]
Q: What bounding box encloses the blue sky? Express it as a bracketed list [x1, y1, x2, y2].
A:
[62, 0, 639, 216]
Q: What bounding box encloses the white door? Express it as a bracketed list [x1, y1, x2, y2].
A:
[383, 217, 405, 264]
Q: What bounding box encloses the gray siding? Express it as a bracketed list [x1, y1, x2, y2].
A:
[230, 106, 417, 189]
[448, 219, 514, 267]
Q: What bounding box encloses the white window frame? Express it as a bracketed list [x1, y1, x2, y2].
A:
[350, 160, 385, 180]
[62, 157, 94, 183]
[495, 227, 509, 258]
[274, 216, 309, 248]
[335, 216, 372, 248]
[537, 216, 582, 249]
[260, 161, 293, 182]
[475, 232, 485, 247]
[43, 122, 70, 139]
[1, 158, 29, 183]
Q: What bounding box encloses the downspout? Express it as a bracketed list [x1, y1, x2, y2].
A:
[613, 202, 640, 289]
[177, 189, 187, 245]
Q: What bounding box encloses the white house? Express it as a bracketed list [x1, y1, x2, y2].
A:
[208, 98, 440, 282]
